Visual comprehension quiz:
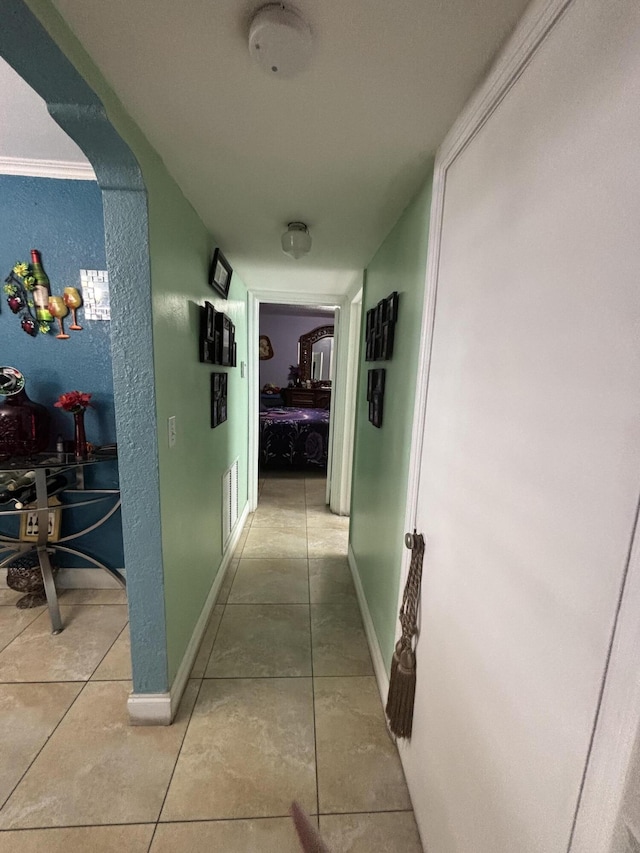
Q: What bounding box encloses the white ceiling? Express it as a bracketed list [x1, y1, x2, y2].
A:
[0, 57, 92, 172]
[7, 0, 531, 295]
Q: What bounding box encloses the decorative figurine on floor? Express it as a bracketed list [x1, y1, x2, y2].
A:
[6, 549, 59, 609]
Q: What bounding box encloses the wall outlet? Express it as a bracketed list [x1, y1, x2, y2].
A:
[168, 415, 176, 448]
[241, 361, 246, 378]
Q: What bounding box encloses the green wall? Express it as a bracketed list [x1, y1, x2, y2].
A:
[20, 0, 250, 688]
[350, 169, 434, 671]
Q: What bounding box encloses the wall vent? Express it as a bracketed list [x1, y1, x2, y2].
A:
[222, 458, 239, 551]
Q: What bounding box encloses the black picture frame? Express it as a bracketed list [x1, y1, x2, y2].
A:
[368, 368, 385, 428]
[199, 302, 216, 364]
[211, 372, 228, 428]
[365, 292, 399, 362]
[200, 303, 236, 367]
[215, 313, 231, 366]
[386, 291, 399, 323]
[208, 248, 233, 299]
[380, 321, 395, 360]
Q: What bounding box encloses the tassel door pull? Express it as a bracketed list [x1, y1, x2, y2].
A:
[386, 530, 425, 739]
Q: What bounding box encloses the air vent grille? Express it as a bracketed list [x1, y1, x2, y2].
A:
[222, 458, 239, 551]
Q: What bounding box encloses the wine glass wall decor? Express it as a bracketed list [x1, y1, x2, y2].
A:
[3, 252, 86, 340]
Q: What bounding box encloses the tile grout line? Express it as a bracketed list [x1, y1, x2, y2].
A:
[0, 675, 93, 816]
[0, 605, 48, 655]
[147, 676, 205, 852]
[86, 619, 129, 682]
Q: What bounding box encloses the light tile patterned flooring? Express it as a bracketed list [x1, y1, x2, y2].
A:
[0, 471, 421, 852]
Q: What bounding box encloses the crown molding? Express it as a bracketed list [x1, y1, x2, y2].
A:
[0, 156, 96, 180]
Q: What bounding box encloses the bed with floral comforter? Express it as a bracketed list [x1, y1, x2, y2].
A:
[259, 407, 329, 469]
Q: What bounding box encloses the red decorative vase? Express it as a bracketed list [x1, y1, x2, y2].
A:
[0, 367, 50, 456]
[73, 410, 88, 460]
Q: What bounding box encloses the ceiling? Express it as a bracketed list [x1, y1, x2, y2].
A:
[7, 0, 531, 295]
[0, 57, 92, 171]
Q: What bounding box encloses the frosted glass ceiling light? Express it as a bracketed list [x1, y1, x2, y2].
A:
[281, 222, 312, 259]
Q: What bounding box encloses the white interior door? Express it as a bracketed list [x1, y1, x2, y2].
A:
[404, 1, 640, 851]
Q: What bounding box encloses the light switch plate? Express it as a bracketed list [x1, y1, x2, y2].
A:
[241, 361, 246, 378]
[168, 416, 176, 448]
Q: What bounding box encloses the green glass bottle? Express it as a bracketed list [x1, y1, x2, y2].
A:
[30, 249, 53, 322]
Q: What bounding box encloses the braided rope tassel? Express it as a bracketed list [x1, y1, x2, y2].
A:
[386, 531, 425, 739]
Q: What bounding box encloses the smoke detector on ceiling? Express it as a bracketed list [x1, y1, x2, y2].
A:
[248, 4, 312, 78]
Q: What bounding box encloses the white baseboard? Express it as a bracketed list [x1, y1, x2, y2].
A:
[348, 543, 390, 705]
[127, 500, 250, 726]
[0, 566, 126, 589]
[127, 692, 173, 726]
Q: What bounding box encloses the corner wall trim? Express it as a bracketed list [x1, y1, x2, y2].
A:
[348, 543, 389, 705]
[127, 500, 250, 726]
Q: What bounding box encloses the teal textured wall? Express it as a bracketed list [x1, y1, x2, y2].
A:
[350, 170, 434, 671]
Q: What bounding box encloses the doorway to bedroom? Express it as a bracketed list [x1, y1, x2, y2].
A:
[258, 303, 336, 495]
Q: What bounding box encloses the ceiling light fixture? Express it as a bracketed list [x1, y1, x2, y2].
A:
[281, 222, 312, 259]
[248, 4, 312, 78]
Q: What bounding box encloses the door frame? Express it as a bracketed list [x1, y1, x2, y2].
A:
[247, 289, 344, 512]
[400, 0, 640, 848]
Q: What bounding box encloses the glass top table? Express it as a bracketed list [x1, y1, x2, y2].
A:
[0, 446, 117, 471]
[0, 447, 122, 634]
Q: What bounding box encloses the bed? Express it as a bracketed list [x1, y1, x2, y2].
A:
[259, 407, 330, 469]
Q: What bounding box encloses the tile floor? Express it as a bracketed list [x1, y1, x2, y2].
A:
[0, 471, 421, 852]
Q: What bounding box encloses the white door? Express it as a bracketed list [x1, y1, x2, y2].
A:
[403, 1, 640, 851]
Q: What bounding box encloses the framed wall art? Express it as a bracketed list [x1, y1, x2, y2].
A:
[367, 368, 385, 428]
[208, 248, 233, 299]
[211, 372, 228, 428]
[199, 302, 236, 366]
[365, 291, 399, 362]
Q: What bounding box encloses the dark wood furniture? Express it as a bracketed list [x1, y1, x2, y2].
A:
[281, 387, 331, 409]
[299, 325, 334, 381]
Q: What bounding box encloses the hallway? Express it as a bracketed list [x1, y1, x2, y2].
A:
[0, 471, 421, 852]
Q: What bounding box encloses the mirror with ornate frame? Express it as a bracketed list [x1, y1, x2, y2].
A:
[299, 325, 334, 383]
